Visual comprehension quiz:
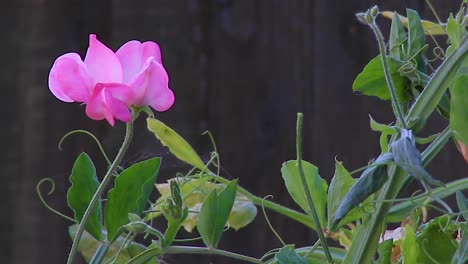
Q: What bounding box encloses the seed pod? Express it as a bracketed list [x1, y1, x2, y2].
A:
[331, 152, 394, 230]
[391, 129, 443, 186]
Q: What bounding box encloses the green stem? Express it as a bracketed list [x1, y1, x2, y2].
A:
[66, 121, 134, 264]
[164, 246, 262, 263]
[210, 174, 315, 230]
[89, 243, 109, 264]
[369, 21, 408, 129]
[344, 125, 451, 263]
[296, 113, 334, 264]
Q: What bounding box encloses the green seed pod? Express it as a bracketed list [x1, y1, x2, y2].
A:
[391, 129, 443, 186]
[331, 152, 394, 230]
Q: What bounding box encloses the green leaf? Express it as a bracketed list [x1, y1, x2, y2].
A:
[406, 9, 426, 72]
[197, 180, 237, 248]
[353, 55, 409, 102]
[327, 161, 360, 230]
[417, 216, 458, 263]
[281, 160, 327, 228]
[369, 115, 397, 134]
[105, 157, 161, 242]
[274, 245, 309, 264]
[147, 118, 206, 171]
[447, 14, 467, 54]
[67, 153, 103, 240]
[402, 225, 419, 263]
[376, 239, 393, 264]
[389, 12, 407, 59]
[68, 224, 156, 264]
[381, 11, 446, 36]
[450, 75, 468, 145]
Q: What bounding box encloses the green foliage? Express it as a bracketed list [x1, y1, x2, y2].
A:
[381, 11, 446, 36]
[105, 157, 161, 242]
[68, 225, 156, 264]
[274, 245, 309, 264]
[331, 153, 393, 229]
[352, 55, 409, 102]
[151, 177, 256, 232]
[406, 9, 426, 72]
[147, 118, 206, 171]
[401, 225, 418, 264]
[389, 12, 407, 59]
[450, 75, 468, 145]
[416, 216, 458, 263]
[376, 239, 393, 264]
[446, 13, 467, 56]
[327, 161, 361, 230]
[67, 153, 103, 241]
[197, 180, 238, 248]
[281, 160, 328, 228]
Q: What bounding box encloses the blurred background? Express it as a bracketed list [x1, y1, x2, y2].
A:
[1, 0, 465, 263]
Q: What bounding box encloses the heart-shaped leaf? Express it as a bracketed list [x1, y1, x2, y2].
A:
[67, 153, 103, 240]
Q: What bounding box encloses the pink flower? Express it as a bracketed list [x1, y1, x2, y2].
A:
[48, 34, 174, 125]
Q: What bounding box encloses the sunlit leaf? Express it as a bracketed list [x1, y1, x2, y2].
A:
[68, 224, 156, 264]
[67, 153, 103, 240]
[105, 157, 161, 242]
[151, 177, 256, 232]
[281, 160, 327, 228]
[147, 118, 206, 171]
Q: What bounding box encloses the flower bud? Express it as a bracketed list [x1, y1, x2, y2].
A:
[370, 6, 379, 18]
[356, 12, 369, 24]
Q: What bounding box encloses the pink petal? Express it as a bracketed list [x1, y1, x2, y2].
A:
[144, 60, 175, 111]
[85, 83, 133, 126]
[141, 41, 162, 64]
[103, 89, 132, 123]
[48, 53, 93, 102]
[85, 84, 106, 122]
[84, 34, 123, 84]
[116, 40, 143, 84]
